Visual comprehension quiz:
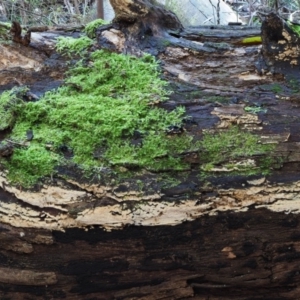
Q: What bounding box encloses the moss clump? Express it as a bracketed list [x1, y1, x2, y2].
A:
[244, 106, 267, 114]
[270, 83, 283, 94]
[105, 133, 192, 170]
[56, 36, 93, 56]
[3, 49, 190, 186]
[5, 145, 59, 187]
[84, 19, 108, 39]
[205, 95, 230, 103]
[200, 126, 275, 174]
[287, 21, 300, 36]
[0, 87, 26, 130]
[0, 22, 10, 43]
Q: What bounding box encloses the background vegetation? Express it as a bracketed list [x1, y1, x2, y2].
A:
[0, 0, 98, 25]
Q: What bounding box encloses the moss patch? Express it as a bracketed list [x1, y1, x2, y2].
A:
[1, 47, 192, 186]
[84, 19, 109, 39]
[0, 34, 276, 187]
[287, 21, 300, 37]
[56, 36, 93, 57]
[0, 22, 10, 42]
[200, 126, 275, 175]
[0, 87, 26, 130]
[5, 145, 59, 187]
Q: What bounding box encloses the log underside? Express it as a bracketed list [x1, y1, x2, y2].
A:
[1, 209, 300, 299]
[2, 13, 300, 298]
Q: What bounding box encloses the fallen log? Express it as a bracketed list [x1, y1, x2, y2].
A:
[1, 1, 300, 299]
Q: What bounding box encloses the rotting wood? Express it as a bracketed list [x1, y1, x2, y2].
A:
[10, 21, 31, 47]
[2, 1, 300, 299]
[0, 268, 57, 286]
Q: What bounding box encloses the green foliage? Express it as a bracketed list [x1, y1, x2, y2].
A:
[56, 36, 93, 56]
[287, 21, 300, 36]
[84, 19, 108, 39]
[244, 106, 267, 114]
[270, 83, 283, 94]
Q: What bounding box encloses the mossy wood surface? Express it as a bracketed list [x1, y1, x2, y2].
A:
[1, 3, 300, 299]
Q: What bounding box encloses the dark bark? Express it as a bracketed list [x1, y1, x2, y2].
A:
[259, 13, 300, 79]
[2, 209, 300, 299]
[10, 21, 31, 46]
[109, 0, 183, 32]
[96, 0, 183, 55]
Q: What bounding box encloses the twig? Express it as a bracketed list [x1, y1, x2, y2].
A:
[5, 139, 28, 147]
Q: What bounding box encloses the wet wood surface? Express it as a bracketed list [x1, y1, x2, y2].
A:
[2, 209, 300, 299]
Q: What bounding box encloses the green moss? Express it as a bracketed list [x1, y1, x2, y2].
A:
[0, 22, 10, 43]
[5, 145, 59, 187]
[287, 21, 300, 36]
[105, 133, 192, 171]
[270, 83, 283, 94]
[0, 87, 26, 130]
[84, 19, 108, 39]
[56, 36, 93, 57]
[200, 126, 275, 175]
[0, 38, 276, 187]
[159, 174, 181, 189]
[287, 77, 300, 93]
[3, 49, 190, 186]
[205, 95, 230, 103]
[160, 39, 171, 47]
[244, 106, 267, 114]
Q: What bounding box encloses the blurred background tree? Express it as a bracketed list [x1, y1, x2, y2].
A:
[0, 0, 105, 25]
[0, 0, 300, 27]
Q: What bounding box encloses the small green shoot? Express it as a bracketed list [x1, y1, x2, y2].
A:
[287, 21, 300, 37]
[244, 106, 267, 114]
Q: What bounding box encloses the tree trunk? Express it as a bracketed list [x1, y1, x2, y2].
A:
[1, 3, 300, 299]
[97, 0, 183, 55]
[259, 12, 300, 79]
[97, 0, 104, 19]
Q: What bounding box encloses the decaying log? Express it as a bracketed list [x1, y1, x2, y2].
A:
[2, 1, 300, 299]
[96, 0, 183, 55]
